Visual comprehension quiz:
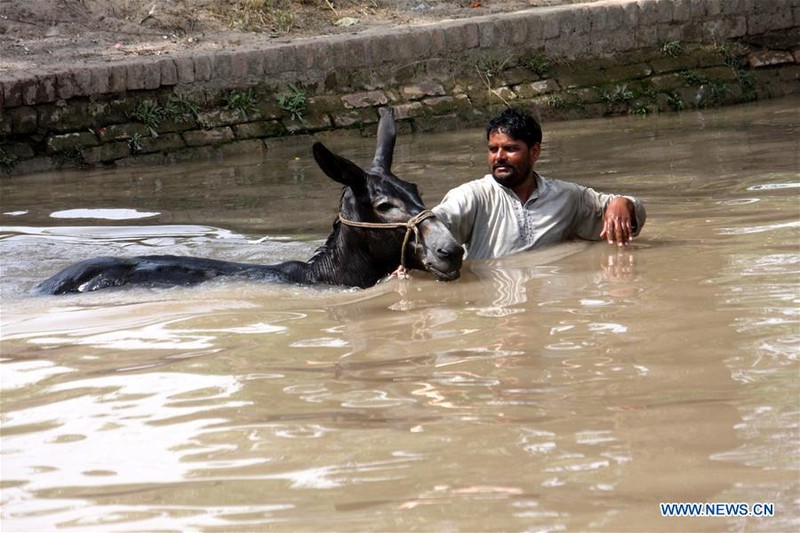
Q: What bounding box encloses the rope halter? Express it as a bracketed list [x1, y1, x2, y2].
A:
[338, 209, 436, 270]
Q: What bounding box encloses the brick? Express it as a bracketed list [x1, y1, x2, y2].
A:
[97, 123, 151, 142]
[401, 81, 445, 101]
[36, 72, 58, 104]
[431, 27, 447, 54]
[331, 108, 375, 128]
[504, 17, 526, 47]
[89, 66, 110, 94]
[233, 120, 286, 138]
[137, 132, 186, 153]
[464, 23, 480, 49]
[277, 45, 297, 74]
[747, 50, 796, 69]
[197, 109, 245, 128]
[442, 21, 468, 53]
[563, 7, 592, 37]
[341, 90, 388, 109]
[337, 35, 368, 68]
[231, 50, 248, 80]
[655, 0, 674, 23]
[182, 126, 234, 146]
[393, 102, 425, 120]
[160, 59, 178, 86]
[212, 53, 233, 81]
[514, 79, 559, 98]
[194, 55, 212, 82]
[262, 45, 286, 76]
[57, 71, 79, 100]
[411, 27, 435, 57]
[329, 39, 356, 70]
[108, 64, 127, 93]
[219, 139, 265, 157]
[20, 75, 41, 106]
[243, 49, 265, 80]
[284, 113, 331, 134]
[9, 106, 37, 134]
[421, 95, 458, 114]
[82, 141, 130, 164]
[478, 19, 502, 49]
[589, 4, 610, 33]
[46, 131, 100, 154]
[144, 62, 161, 91]
[367, 33, 400, 65]
[125, 61, 147, 91]
[173, 56, 195, 83]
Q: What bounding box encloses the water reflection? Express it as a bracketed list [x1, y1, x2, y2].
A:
[1, 97, 799, 531]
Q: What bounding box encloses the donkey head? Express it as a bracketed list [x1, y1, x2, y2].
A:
[312, 107, 462, 283]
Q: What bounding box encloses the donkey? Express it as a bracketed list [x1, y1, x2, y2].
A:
[36, 108, 463, 295]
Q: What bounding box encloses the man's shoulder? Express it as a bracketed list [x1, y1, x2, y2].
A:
[537, 174, 584, 195]
[448, 174, 496, 195]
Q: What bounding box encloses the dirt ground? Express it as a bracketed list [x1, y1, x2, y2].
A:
[0, 0, 589, 72]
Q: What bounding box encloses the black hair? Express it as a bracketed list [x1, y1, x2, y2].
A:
[486, 108, 542, 147]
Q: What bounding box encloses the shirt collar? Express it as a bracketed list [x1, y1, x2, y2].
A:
[486, 172, 544, 205]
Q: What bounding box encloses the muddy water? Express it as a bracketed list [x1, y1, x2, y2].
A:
[1, 97, 798, 532]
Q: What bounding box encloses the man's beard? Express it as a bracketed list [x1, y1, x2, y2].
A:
[492, 162, 529, 189]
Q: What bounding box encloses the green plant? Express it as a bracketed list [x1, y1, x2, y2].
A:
[660, 40, 683, 58]
[680, 70, 711, 87]
[0, 146, 16, 173]
[599, 84, 636, 105]
[165, 93, 201, 122]
[546, 91, 585, 112]
[224, 88, 257, 118]
[708, 81, 732, 105]
[478, 55, 512, 80]
[519, 51, 551, 77]
[633, 103, 651, 116]
[735, 70, 757, 101]
[276, 83, 307, 121]
[712, 39, 746, 70]
[128, 133, 144, 154]
[54, 147, 87, 169]
[665, 91, 685, 111]
[131, 100, 165, 136]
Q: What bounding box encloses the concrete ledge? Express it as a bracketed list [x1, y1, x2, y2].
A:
[1, 0, 798, 176]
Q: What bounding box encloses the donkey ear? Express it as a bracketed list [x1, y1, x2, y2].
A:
[312, 142, 367, 189]
[370, 107, 396, 173]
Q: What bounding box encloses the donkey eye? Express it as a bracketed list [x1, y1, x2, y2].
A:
[376, 202, 395, 213]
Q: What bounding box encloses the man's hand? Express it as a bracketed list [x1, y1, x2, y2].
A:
[600, 196, 636, 247]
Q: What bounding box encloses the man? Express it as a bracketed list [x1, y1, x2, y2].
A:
[432, 108, 646, 260]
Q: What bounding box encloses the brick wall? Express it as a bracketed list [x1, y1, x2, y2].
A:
[1, 0, 797, 176]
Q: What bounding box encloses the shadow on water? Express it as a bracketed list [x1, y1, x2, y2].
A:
[1, 97, 798, 531]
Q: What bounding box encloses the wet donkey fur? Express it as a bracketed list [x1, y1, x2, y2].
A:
[37, 108, 463, 295]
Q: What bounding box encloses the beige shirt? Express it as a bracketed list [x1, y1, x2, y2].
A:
[432, 174, 646, 260]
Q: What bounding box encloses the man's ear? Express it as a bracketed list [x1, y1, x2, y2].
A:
[530, 142, 542, 163]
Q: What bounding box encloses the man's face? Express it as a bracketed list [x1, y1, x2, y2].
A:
[487, 131, 540, 189]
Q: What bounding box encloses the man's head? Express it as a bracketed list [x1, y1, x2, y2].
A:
[485, 108, 542, 194]
[486, 108, 542, 148]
